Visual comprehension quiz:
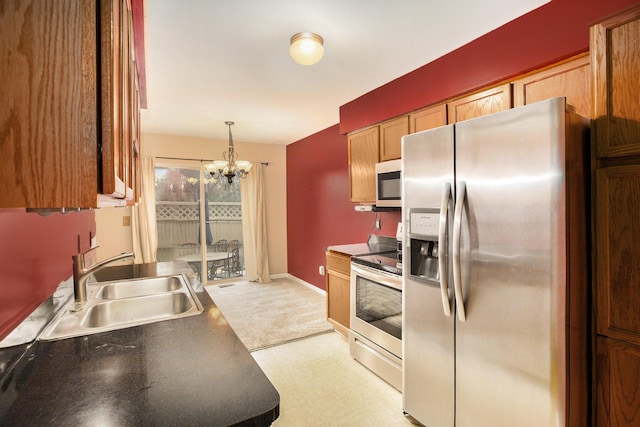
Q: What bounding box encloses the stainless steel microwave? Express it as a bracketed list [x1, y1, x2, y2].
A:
[375, 159, 402, 207]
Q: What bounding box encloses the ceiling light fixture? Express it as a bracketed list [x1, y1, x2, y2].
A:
[289, 32, 324, 66]
[204, 121, 252, 184]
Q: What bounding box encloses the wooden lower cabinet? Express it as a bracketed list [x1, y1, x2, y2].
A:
[596, 336, 640, 427]
[325, 250, 351, 336]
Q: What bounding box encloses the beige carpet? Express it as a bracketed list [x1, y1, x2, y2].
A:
[205, 279, 334, 352]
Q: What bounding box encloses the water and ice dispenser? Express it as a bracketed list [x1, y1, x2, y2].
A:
[408, 209, 442, 283]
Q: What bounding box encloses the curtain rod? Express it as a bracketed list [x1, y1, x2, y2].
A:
[155, 156, 269, 166]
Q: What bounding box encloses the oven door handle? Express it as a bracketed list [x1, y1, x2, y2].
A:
[350, 263, 402, 291]
[438, 182, 452, 317]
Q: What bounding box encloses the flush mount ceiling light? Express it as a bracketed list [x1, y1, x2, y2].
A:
[289, 32, 324, 66]
[204, 121, 252, 184]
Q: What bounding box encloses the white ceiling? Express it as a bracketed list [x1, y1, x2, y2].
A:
[140, 0, 549, 145]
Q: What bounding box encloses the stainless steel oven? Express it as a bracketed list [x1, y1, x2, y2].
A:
[349, 260, 402, 391]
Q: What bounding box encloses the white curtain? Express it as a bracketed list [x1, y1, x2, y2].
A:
[240, 164, 270, 283]
[132, 156, 158, 263]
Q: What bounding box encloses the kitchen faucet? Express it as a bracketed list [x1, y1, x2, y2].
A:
[72, 247, 135, 310]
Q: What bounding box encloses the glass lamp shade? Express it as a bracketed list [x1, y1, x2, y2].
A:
[235, 160, 252, 172]
[289, 33, 324, 66]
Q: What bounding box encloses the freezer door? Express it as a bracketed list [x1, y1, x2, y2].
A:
[401, 125, 455, 427]
[453, 98, 567, 427]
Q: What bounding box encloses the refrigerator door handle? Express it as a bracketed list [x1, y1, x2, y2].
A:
[439, 182, 452, 316]
[453, 180, 467, 321]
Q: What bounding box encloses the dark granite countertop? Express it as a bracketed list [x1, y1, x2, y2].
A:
[0, 262, 279, 426]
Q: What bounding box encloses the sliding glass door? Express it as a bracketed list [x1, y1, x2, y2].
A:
[154, 165, 244, 283]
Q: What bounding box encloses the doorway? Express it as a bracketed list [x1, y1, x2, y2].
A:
[154, 165, 244, 283]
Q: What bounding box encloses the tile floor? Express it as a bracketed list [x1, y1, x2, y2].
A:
[251, 331, 417, 427]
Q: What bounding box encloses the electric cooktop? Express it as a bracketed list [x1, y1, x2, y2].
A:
[351, 251, 402, 276]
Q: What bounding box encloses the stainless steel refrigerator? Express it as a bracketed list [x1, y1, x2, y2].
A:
[401, 97, 589, 427]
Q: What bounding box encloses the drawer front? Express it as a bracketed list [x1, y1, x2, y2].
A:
[326, 251, 351, 275]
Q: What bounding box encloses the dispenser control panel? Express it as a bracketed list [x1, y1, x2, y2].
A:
[409, 211, 439, 238]
[408, 208, 442, 284]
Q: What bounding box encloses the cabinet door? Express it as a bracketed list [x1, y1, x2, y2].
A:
[326, 251, 352, 336]
[326, 270, 350, 336]
[596, 336, 640, 427]
[595, 164, 640, 345]
[379, 116, 408, 161]
[99, 0, 135, 204]
[348, 127, 379, 203]
[409, 104, 447, 133]
[591, 5, 640, 159]
[513, 54, 590, 119]
[447, 83, 512, 123]
[0, 0, 98, 209]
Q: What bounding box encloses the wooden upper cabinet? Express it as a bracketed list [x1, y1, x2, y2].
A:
[0, 0, 140, 209]
[379, 116, 408, 161]
[0, 0, 98, 209]
[591, 5, 640, 159]
[513, 54, 590, 119]
[100, 0, 138, 204]
[447, 83, 512, 123]
[409, 103, 447, 133]
[348, 127, 379, 203]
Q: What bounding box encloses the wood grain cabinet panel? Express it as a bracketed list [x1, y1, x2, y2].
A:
[0, 0, 141, 209]
[592, 8, 640, 426]
[379, 116, 408, 161]
[591, 6, 640, 159]
[100, 0, 139, 204]
[326, 251, 352, 336]
[595, 164, 640, 344]
[596, 336, 640, 427]
[513, 54, 590, 119]
[348, 126, 379, 204]
[447, 83, 512, 123]
[0, 1, 98, 209]
[409, 103, 447, 134]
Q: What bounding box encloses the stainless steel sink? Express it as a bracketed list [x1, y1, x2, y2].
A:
[39, 274, 203, 341]
[95, 276, 183, 300]
[82, 293, 193, 328]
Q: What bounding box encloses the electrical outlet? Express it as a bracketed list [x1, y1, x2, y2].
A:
[122, 215, 131, 226]
[375, 218, 381, 230]
[319, 266, 325, 276]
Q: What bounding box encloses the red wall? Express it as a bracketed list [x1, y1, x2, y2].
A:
[0, 209, 95, 340]
[340, 0, 640, 133]
[287, 0, 640, 290]
[286, 125, 401, 290]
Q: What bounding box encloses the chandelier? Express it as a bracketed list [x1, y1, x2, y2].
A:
[204, 121, 252, 184]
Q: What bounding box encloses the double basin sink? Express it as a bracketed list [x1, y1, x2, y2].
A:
[39, 274, 203, 341]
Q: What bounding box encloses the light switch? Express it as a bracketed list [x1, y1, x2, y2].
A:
[122, 215, 131, 226]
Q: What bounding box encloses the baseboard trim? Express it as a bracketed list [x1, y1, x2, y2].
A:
[271, 273, 326, 296]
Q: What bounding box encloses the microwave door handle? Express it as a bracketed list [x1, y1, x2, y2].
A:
[438, 182, 452, 317]
[453, 181, 467, 322]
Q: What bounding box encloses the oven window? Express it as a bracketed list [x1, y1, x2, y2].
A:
[355, 276, 402, 340]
